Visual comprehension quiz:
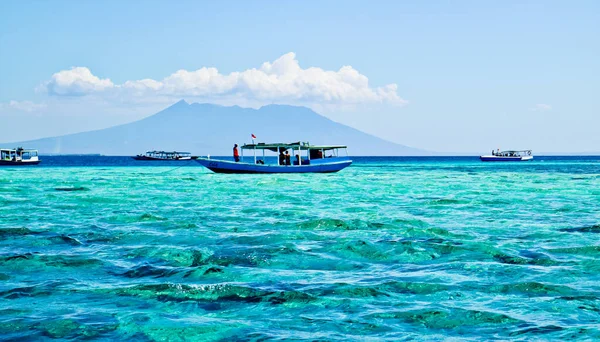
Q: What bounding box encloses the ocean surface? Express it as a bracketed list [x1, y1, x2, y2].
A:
[1, 156, 599, 341]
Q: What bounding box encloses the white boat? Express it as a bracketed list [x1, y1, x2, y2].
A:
[0, 147, 40, 166]
[132, 151, 197, 161]
[480, 150, 533, 162]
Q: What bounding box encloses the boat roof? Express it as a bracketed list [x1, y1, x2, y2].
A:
[498, 150, 532, 153]
[145, 150, 191, 154]
[0, 147, 38, 152]
[241, 142, 347, 151]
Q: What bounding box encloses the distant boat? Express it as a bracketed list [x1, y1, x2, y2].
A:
[132, 151, 197, 161]
[196, 142, 352, 173]
[480, 150, 533, 162]
[0, 147, 41, 166]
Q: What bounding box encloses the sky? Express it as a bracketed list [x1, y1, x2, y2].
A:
[0, 0, 598, 153]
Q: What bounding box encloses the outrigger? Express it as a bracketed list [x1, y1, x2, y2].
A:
[480, 149, 533, 162]
[195, 142, 352, 173]
[0, 147, 40, 166]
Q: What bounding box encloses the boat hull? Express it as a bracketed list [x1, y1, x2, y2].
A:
[195, 157, 352, 173]
[0, 160, 41, 166]
[480, 156, 533, 162]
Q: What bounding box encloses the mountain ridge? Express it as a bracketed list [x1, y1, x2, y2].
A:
[1, 101, 430, 156]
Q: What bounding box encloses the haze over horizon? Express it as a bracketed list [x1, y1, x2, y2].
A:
[1, 1, 598, 153]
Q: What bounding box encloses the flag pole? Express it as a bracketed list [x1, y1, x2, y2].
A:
[252, 134, 256, 164]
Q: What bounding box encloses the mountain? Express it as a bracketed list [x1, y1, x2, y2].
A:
[2, 101, 428, 156]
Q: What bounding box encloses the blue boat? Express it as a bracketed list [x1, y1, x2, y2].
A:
[480, 149, 533, 162]
[195, 142, 352, 173]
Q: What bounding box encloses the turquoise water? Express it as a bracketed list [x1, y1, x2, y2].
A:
[1, 157, 600, 340]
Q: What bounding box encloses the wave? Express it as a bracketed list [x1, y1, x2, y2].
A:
[559, 224, 600, 234]
[491, 251, 561, 266]
[108, 283, 316, 305]
[365, 307, 521, 329]
[48, 234, 83, 246]
[8, 315, 120, 340]
[139, 213, 168, 221]
[547, 245, 600, 256]
[104, 213, 169, 224]
[427, 198, 468, 205]
[487, 281, 578, 297]
[124, 247, 208, 267]
[120, 263, 181, 279]
[54, 186, 89, 192]
[0, 227, 42, 237]
[319, 281, 449, 298]
[0, 252, 104, 269]
[296, 217, 432, 232]
[1, 280, 72, 300]
[509, 325, 564, 337]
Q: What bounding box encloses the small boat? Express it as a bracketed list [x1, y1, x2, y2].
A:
[480, 149, 533, 162]
[196, 142, 352, 173]
[132, 151, 197, 161]
[0, 147, 41, 166]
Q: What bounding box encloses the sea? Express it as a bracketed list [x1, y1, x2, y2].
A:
[1, 156, 599, 341]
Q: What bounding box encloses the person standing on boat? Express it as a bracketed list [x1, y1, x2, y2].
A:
[233, 144, 240, 162]
[279, 149, 285, 165]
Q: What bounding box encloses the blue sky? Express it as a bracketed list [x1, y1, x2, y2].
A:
[1, 0, 598, 152]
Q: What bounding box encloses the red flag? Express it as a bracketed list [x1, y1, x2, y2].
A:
[251, 134, 256, 139]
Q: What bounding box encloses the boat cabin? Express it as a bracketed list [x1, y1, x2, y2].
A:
[0, 147, 40, 165]
[240, 142, 349, 166]
[135, 151, 194, 160]
[491, 150, 532, 157]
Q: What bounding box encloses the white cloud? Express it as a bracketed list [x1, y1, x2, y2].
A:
[531, 103, 552, 111]
[42, 53, 407, 109]
[46, 67, 114, 96]
[0, 100, 47, 112]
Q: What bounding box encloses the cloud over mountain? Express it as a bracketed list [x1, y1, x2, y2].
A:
[42, 53, 407, 109]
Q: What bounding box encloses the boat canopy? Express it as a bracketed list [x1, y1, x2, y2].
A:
[242, 142, 347, 152]
[491, 149, 532, 157]
[0, 147, 38, 153]
[144, 151, 191, 155]
[498, 150, 531, 154]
